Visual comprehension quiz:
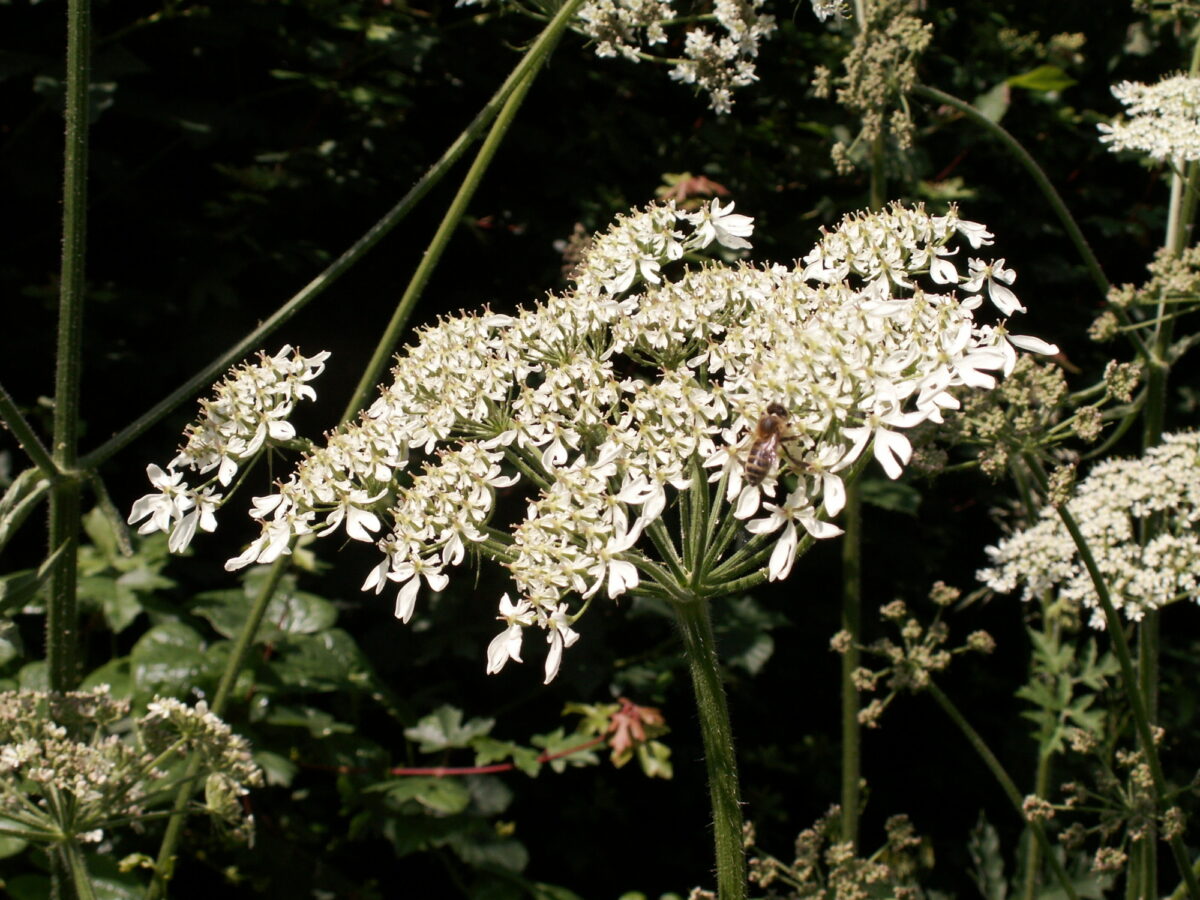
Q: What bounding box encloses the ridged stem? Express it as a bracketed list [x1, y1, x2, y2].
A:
[672, 594, 746, 900]
[47, 0, 92, 693]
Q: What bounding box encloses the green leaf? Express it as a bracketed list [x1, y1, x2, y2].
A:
[530, 729, 599, 773]
[0, 569, 40, 616]
[378, 776, 472, 814]
[254, 750, 300, 787]
[18, 661, 47, 691]
[973, 82, 1010, 124]
[448, 828, 528, 872]
[264, 704, 355, 738]
[472, 736, 520, 767]
[129, 621, 211, 698]
[0, 832, 28, 859]
[271, 629, 372, 692]
[859, 478, 921, 516]
[465, 774, 513, 816]
[967, 812, 1007, 900]
[510, 746, 542, 778]
[0, 467, 51, 554]
[81, 657, 133, 700]
[1007, 65, 1077, 94]
[192, 587, 337, 642]
[405, 705, 495, 752]
[0, 626, 20, 667]
[636, 740, 673, 780]
[562, 701, 618, 736]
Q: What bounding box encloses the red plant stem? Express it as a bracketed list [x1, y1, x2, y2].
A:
[300, 736, 607, 777]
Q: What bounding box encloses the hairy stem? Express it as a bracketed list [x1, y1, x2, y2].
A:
[672, 594, 747, 900]
[47, 0, 93, 693]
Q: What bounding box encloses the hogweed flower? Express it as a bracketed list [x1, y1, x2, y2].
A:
[216, 198, 1055, 683]
[1098, 74, 1200, 164]
[978, 431, 1200, 628]
[0, 686, 262, 848]
[458, 0, 776, 113]
[128, 346, 329, 553]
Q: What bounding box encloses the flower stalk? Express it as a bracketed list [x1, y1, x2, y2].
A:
[144, 555, 288, 900]
[673, 593, 747, 899]
[927, 681, 1079, 900]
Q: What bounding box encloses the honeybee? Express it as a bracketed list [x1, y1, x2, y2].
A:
[744, 403, 791, 486]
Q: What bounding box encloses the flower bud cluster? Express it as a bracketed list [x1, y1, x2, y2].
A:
[978, 431, 1200, 628]
[214, 198, 1051, 683]
[836, 584, 995, 726]
[815, 0, 932, 173]
[128, 346, 329, 553]
[0, 686, 261, 847]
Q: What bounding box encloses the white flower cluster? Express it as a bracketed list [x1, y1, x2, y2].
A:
[128, 346, 329, 553]
[665, 0, 777, 114]
[461, 0, 776, 113]
[978, 432, 1200, 628]
[1098, 74, 1200, 163]
[220, 198, 1054, 683]
[0, 686, 261, 847]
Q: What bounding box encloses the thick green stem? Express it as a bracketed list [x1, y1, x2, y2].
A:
[927, 682, 1078, 900]
[61, 840, 98, 900]
[342, 0, 588, 419]
[839, 483, 862, 848]
[672, 595, 746, 900]
[144, 556, 289, 900]
[47, 0, 92, 693]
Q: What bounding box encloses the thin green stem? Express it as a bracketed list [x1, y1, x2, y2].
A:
[839, 483, 862, 849]
[0, 382, 58, 477]
[646, 519, 688, 587]
[926, 682, 1078, 900]
[145, 555, 290, 900]
[341, 0, 588, 419]
[1023, 454, 1200, 900]
[672, 594, 746, 900]
[1020, 738, 1054, 900]
[47, 0, 92, 693]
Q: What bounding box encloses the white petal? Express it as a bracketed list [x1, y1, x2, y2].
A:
[1007, 333, 1059, 355]
[395, 578, 420, 623]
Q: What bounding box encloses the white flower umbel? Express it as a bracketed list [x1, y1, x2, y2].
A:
[129, 346, 329, 553]
[979, 432, 1200, 628]
[228, 199, 1055, 681]
[0, 687, 262, 849]
[461, 0, 775, 113]
[1098, 74, 1200, 164]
